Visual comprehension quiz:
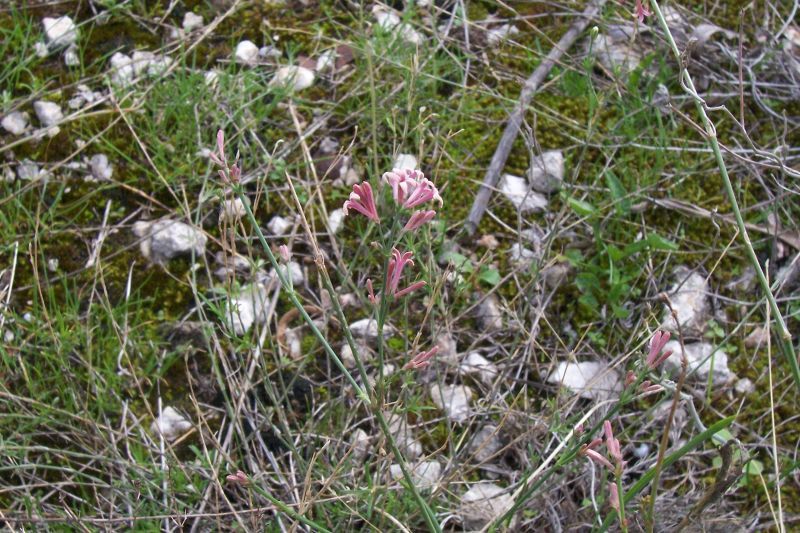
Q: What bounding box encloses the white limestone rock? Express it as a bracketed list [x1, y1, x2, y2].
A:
[277, 261, 304, 285]
[131, 50, 172, 76]
[592, 26, 642, 75]
[109, 52, 135, 86]
[182, 12, 204, 32]
[459, 483, 515, 530]
[500, 174, 548, 213]
[316, 49, 336, 72]
[547, 361, 622, 401]
[234, 40, 259, 65]
[34, 42, 49, 58]
[34, 101, 63, 127]
[267, 215, 293, 235]
[132, 219, 207, 264]
[734, 377, 755, 396]
[271, 66, 315, 91]
[225, 283, 269, 335]
[151, 406, 192, 442]
[327, 208, 345, 234]
[372, 7, 423, 45]
[219, 198, 246, 223]
[349, 318, 395, 339]
[528, 150, 564, 194]
[459, 352, 499, 384]
[430, 383, 473, 423]
[385, 411, 422, 459]
[435, 332, 459, 364]
[64, 44, 79, 67]
[662, 340, 734, 386]
[17, 160, 42, 181]
[509, 242, 537, 266]
[389, 461, 442, 490]
[90, 154, 113, 181]
[2, 112, 29, 135]
[349, 428, 371, 460]
[486, 23, 519, 47]
[476, 293, 503, 332]
[392, 153, 418, 170]
[43, 16, 77, 49]
[466, 424, 503, 465]
[660, 267, 709, 336]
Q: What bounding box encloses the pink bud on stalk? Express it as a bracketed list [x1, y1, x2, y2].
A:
[634, 0, 652, 23]
[210, 129, 241, 184]
[640, 380, 664, 395]
[343, 182, 380, 223]
[580, 438, 614, 470]
[279, 244, 290, 262]
[403, 346, 438, 370]
[646, 330, 673, 370]
[403, 210, 436, 233]
[366, 279, 378, 305]
[386, 248, 426, 299]
[604, 420, 625, 468]
[608, 482, 621, 512]
[226, 470, 249, 486]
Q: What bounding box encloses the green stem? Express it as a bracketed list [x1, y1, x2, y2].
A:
[233, 184, 370, 404]
[248, 483, 333, 533]
[649, 0, 800, 392]
[235, 184, 440, 532]
[374, 410, 442, 533]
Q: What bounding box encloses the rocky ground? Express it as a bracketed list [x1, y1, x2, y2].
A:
[1, 0, 799, 531]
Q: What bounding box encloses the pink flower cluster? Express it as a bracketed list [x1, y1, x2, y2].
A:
[342, 167, 443, 372]
[580, 420, 626, 472]
[209, 130, 241, 183]
[343, 168, 442, 233]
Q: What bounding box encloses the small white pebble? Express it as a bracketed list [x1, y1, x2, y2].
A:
[43, 16, 78, 48]
[64, 44, 79, 67]
[2, 112, 29, 136]
[34, 41, 49, 58]
[234, 40, 259, 65]
[33, 100, 64, 128]
[182, 12, 204, 32]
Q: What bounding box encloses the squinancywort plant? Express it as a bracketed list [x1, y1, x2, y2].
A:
[343, 167, 442, 385]
[210, 130, 443, 532]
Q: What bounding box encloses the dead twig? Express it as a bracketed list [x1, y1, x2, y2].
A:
[465, 0, 608, 235]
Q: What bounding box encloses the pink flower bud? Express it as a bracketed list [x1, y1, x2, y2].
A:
[343, 182, 380, 223]
[403, 346, 438, 370]
[608, 482, 620, 512]
[226, 470, 249, 486]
